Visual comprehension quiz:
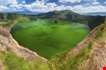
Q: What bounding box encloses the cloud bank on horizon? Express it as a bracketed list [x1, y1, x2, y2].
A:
[0, 0, 106, 15]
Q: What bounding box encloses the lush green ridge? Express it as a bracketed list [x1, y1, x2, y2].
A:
[12, 19, 89, 59]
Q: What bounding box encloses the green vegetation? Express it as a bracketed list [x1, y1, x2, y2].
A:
[50, 44, 91, 70]
[12, 19, 88, 59]
[1, 11, 105, 70]
[0, 51, 50, 70]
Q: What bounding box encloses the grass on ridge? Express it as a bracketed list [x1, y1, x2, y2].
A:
[49, 44, 91, 70]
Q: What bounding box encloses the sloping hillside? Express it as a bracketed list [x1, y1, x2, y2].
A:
[0, 26, 49, 70]
[49, 19, 106, 70]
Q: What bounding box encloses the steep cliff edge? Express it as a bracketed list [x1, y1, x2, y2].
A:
[0, 26, 49, 70]
[82, 23, 106, 70]
[0, 26, 47, 61]
[50, 21, 106, 70]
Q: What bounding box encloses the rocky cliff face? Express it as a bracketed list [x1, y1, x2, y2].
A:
[0, 26, 48, 70]
[0, 26, 47, 61]
[83, 23, 106, 70]
[67, 22, 106, 70]
[49, 20, 106, 70]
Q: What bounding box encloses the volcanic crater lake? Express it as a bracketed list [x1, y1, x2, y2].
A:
[11, 19, 89, 59]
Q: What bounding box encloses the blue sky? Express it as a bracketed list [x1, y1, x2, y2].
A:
[0, 0, 106, 15]
[17, 0, 35, 4]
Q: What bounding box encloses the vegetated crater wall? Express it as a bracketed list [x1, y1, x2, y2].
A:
[0, 26, 47, 61]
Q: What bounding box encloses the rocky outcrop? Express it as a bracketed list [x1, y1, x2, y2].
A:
[65, 23, 106, 70]
[81, 23, 106, 70]
[50, 21, 106, 70]
[0, 60, 5, 70]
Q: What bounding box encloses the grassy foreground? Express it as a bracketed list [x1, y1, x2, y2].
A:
[0, 51, 50, 70]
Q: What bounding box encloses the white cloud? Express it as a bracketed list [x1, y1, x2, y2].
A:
[0, 0, 17, 5]
[31, 1, 46, 8]
[59, 0, 81, 3]
[0, 0, 106, 15]
[72, 5, 106, 14]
